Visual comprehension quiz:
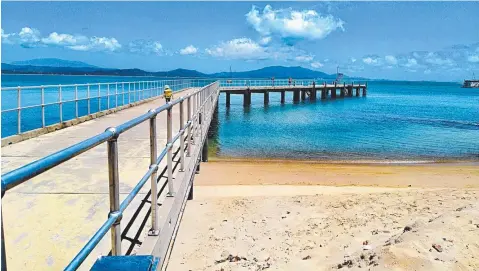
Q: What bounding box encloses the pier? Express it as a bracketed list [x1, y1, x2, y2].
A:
[0, 78, 368, 271]
[221, 80, 367, 107]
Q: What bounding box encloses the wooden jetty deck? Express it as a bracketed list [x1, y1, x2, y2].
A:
[220, 83, 367, 106]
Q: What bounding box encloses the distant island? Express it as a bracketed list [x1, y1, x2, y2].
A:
[1, 58, 365, 80]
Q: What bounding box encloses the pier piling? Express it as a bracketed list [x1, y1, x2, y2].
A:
[293, 90, 300, 103]
[264, 91, 269, 105]
[280, 91, 285, 104]
[226, 93, 231, 107]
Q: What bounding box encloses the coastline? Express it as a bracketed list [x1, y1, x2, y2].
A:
[208, 155, 479, 166]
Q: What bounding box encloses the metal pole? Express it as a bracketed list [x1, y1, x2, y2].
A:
[87, 84, 91, 115]
[148, 111, 159, 235]
[179, 100, 185, 172]
[166, 107, 174, 196]
[59, 85, 63, 123]
[128, 83, 131, 104]
[17, 87, 21, 134]
[41, 86, 45, 127]
[107, 84, 110, 109]
[74, 85, 78, 118]
[98, 84, 101, 112]
[106, 128, 121, 256]
[187, 96, 192, 156]
[115, 83, 118, 108]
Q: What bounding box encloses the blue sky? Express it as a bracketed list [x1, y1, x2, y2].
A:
[1, 1, 479, 81]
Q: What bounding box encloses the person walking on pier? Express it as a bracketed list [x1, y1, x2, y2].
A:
[164, 85, 173, 103]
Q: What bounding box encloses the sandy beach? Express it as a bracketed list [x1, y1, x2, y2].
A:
[167, 160, 479, 271]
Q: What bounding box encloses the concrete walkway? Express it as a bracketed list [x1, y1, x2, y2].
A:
[2, 89, 195, 270]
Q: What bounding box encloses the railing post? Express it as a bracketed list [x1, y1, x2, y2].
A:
[115, 83, 118, 107]
[74, 85, 78, 119]
[179, 99, 185, 172]
[17, 87, 21, 134]
[87, 84, 91, 115]
[107, 84, 110, 109]
[106, 128, 121, 256]
[128, 83, 131, 104]
[166, 106, 174, 196]
[148, 110, 159, 236]
[187, 96, 192, 156]
[41, 86, 46, 127]
[59, 85, 63, 123]
[98, 84, 101, 112]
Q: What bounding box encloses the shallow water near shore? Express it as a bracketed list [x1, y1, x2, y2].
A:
[210, 80, 479, 161]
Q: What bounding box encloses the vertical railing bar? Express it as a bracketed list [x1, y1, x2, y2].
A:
[115, 82, 118, 108]
[17, 87, 21, 134]
[148, 110, 159, 235]
[74, 85, 78, 119]
[106, 128, 121, 256]
[187, 96, 192, 155]
[59, 85, 63, 123]
[87, 84, 91, 115]
[179, 99, 185, 172]
[166, 106, 174, 196]
[41, 86, 45, 128]
[107, 84, 110, 110]
[98, 84, 101, 112]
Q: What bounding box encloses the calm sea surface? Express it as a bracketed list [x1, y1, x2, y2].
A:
[2, 75, 479, 161]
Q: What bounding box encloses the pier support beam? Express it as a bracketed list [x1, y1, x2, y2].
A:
[264, 91, 269, 105]
[331, 88, 336, 99]
[301, 90, 306, 101]
[293, 90, 300, 103]
[321, 89, 327, 99]
[348, 86, 353, 97]
[226, 93, 230, 107]
[362, 87, 367, 97]
[340, 88, 345, 98]
[243, 89, 251, 107]
[202, 139, 208, 162]
[355, 88, 360, 97]
[280, 91, 285, 104]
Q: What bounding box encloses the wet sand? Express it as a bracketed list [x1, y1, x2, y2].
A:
[167, 161, 479, 271]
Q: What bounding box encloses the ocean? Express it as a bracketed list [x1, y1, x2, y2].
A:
[2, 75, 479, 161]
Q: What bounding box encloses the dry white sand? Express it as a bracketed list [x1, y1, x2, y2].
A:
[167, 162, 479, 271]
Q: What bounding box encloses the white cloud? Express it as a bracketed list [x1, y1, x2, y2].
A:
[180, 45, 198, 55]
[423, 52, 454, 66]
[2, 27, 121, 52]
[467, 55, 479, 63]
[362, 56, 381, 66]
[259, 36, 272, 46]
[294, 55, 314, 63]
[403, 58, 418, 68]
[310, 62, 323, 68]
[246, 5, 344, 43]
[350, 57, 357, 63]
[42, 32, 88, 47]
[206, 38, 267, 60]
[384, 55, 398, 65]
[128, 40, 162, 55]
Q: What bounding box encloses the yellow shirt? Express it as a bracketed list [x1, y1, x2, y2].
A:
[164, 88, 173, 98]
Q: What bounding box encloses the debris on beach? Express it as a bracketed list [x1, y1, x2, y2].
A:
[432, 244, 443, 252]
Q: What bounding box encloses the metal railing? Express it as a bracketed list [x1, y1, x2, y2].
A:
[1, 79, 215, 137]
[1, 81, 220, 271]
[219, 79, 366, 88]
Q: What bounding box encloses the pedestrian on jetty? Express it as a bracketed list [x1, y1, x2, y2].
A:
[164, 85, 173, 103]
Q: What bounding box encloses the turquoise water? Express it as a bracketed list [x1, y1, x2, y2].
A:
[1, 75, 214, 137]
[213, 81, 479, 161]
[2, 75, 478, 161]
